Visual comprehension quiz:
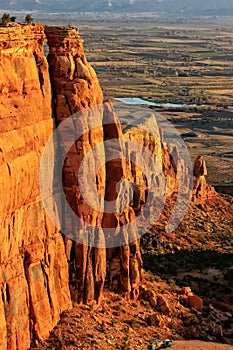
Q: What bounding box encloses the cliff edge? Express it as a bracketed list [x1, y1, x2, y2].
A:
[0, 23, 221, 350]
[0, 23, 71, 350]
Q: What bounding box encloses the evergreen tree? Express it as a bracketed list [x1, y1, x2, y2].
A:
[2, 13, 11, 24]
[25, 15, 33, 23]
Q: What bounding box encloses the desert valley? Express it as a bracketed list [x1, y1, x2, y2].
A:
[0, 8, 233, 350]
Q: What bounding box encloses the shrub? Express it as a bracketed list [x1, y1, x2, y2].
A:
[2, 13, 11, 24]
[25, 15, 33, 23]
[146, 315, 156, 326]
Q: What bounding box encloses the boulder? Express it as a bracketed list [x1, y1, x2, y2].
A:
[188, 295, 203, 311]
[157, 295, 171, 315]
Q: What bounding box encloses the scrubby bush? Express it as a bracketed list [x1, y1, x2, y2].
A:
[25, 15, 33, 23]
[1, 13, 11, 24]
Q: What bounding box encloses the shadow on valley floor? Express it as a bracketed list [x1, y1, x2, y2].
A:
[142, 249, 233, 305]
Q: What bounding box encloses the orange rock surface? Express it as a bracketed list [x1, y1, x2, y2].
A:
[45, 26, 142, 303]
[45, 26, 106, 305]
[193, 155, 217, 204]
[102, 102, 142, 299]
[0, 23, 221, 350]
[0, 24, 71, 350]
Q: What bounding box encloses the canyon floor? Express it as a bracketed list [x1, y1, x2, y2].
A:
[28, 14, 233, 349]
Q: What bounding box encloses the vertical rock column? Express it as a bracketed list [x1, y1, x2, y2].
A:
[45, 26, 143, 303]
[0, 23, 71, 350]
[45, 26, 106, 304]
[193, 155, 216, 204]
[102, 102, 142, 299]
[193, 155, 208, 203]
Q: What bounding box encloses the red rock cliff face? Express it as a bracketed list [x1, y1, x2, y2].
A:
[45, 26, 106, 305]
[0, 23, 219, 350]
[0, 24, 71, 350]
[102, 103, 142, 299]
[45, 26, 142, 303]
[45, 26, 214, 305]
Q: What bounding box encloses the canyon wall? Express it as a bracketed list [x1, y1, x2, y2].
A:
[45, 26, 142, 303]
[0, 23, 218, 350]
[0, 24, 71, 350]
[45, 26, 106, 305]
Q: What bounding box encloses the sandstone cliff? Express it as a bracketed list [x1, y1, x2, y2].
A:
[0, 24, 71, 350]
[45, 26, 106, 305]
[0, 23, 220, 350]
[45, 27, 142, 303]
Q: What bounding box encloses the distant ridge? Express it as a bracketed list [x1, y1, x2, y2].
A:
[1, 0, 233, 16]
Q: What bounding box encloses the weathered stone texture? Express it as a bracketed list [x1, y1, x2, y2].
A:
[46, 26, 106, 305]
[46, 27, 143, 303]
[193, 155, 217, 204]
[0, 24, 220, 350]
[0, 24, 71, 350]
[103, 102, 142, 299]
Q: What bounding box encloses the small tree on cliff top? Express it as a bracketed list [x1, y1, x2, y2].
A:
[25, 15, 33, 23]
[1, 13, 11, 24]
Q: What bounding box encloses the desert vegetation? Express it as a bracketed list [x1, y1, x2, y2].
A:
[79, 17, 233, 109]
[0, 13, 33, 24]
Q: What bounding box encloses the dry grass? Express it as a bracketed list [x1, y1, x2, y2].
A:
[77, 18, 233, 107]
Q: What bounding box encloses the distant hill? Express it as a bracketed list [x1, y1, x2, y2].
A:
[1, 0, 233, 15]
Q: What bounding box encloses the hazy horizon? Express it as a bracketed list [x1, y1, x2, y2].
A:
[1, 0, 233, 16]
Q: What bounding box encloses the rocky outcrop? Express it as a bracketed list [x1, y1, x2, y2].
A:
[0, 24, 71, 350]
[179, 287, 203, 311]
[193, 155, 216, 204]
[45, 26, 106, 305]
[45, 27, 190, 303]
[102, 102, 142, 299]
[45, 26, 143, 303]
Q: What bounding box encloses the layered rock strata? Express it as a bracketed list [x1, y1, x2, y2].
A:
[0, 24, 71, 350]
[0, 23, 220, 350]
[45, 26, 106, 305]
[102, 102, 142, 299]
[45, 26, 143, 302]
